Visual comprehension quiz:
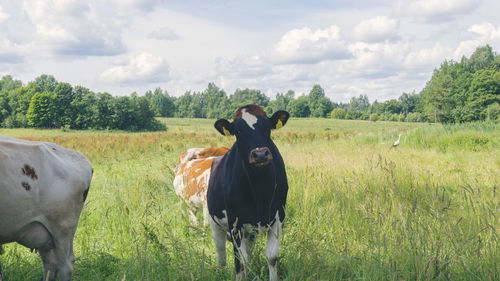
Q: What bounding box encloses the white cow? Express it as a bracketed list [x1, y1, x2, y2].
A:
[0, 136, 93, 281]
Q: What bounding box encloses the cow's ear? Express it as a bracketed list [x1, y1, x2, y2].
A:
[270, 110, 290, 130]
[214, 119, 235, 136]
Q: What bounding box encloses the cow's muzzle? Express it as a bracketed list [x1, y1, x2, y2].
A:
[249, 147, 273, 166]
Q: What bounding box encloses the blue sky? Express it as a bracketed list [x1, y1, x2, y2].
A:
[1, 0, 499, 102]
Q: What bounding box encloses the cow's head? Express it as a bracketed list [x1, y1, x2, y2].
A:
[214, 104, 289, 167]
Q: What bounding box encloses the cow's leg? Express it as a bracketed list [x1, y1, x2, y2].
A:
[231, 229, 244, 281]
[15, 222, 59, 280]
[188, 209, 199, 226]
[266, 218, 282, 281]
[240, 231, 256, 265]
[202, 201, 209, 227]
[52, 234, 74, 281]
[209, 216, 227, 267]
[39, 248, 58, 281]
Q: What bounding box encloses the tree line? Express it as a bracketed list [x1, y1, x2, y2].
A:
[420, 45, 500, 122]
[0, 45, 499, 130]
[0, 75, 165, 131]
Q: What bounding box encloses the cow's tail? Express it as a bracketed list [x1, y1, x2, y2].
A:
[83, 166, 93, 203]
[83, 186, 90, 202]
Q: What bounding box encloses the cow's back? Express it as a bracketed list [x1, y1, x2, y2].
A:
[174, 157, 216, 207]
[174, 147, 229, 209]
[0, 136, 92, 241]
[178, 147, 229, 165]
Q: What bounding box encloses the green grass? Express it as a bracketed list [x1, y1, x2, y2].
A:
[1, 119, 499, 280]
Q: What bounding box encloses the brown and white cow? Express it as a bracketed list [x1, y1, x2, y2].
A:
[177, 147, 229, 165]
[0, 136, 93, 281]
[173, 147, 229, 225]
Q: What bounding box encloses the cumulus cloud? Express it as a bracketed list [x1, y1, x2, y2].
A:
[112, 0, 161, 12]
[339, 41, 410, 79]
[273, 25, 351, 64]
[453, 40, 482, 59]
[214, 55, 273, 79]
[454, 22, 500, 59]
[405, 43, 451, 68]
[0, 2, 35, 45]
[0, 39, 24, 64]
[394, 0, 478, 21]
[353, 16, 400, 43]
[468, 22, 500, 41]
[209, 54, 278, 93]
[0, 5, 10, 22]
[22, 0, 127, 57]
[100, 52, 170, 84]
[148, 27, 181, 41]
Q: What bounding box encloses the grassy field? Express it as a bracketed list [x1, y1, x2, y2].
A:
[0, 118, 499, 280]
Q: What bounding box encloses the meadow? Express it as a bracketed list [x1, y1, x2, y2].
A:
[0, 118, 499, 280]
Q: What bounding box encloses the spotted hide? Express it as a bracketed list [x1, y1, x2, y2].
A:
[173, 147, 229, 225]
[0, 136, 93, 281]
[207, 105, 290, 281]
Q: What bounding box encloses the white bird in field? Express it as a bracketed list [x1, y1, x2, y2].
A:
[390, 133, 402, 149]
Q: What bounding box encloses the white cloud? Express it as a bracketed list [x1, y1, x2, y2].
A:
[210, 55, 276, 94]
[208, 56, 317, 97]
[0, 39, 24, 64]
[454, 23, 500, 59]
[0, 5, 10, 22]
[147, 27, 181, 40]
[108, 0, 161, 12]
[214, 55, 272, 79]
[340, 41, 410, 78]
[21, 0, 126, 57]
[36, 24, 78, 45]
[100, 52, 170, 84]
[353, 16, 399, 43]
[0, 2, 35, 45]
[273, 25, 351, 64]
[468, 22, 500, 42]
[454, 40, 482, 59]
[394, 0, 478, 21]
[405, 43, 451, 68]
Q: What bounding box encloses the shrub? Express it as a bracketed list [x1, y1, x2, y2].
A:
[2, 113, 28, 128]
[330, 108, 346, 119]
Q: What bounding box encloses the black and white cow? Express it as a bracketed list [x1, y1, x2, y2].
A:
[207, 104, 289, 281]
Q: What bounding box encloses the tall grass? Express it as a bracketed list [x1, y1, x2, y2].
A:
[405, 122, 500, 152]
[1, 119, 498, 280]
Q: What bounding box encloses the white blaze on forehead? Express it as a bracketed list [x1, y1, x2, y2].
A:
[241, 109, 258, 130]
